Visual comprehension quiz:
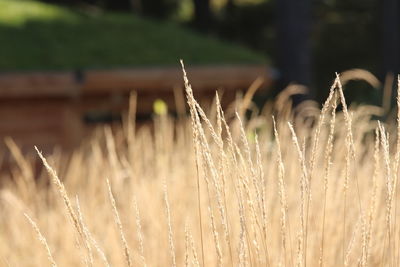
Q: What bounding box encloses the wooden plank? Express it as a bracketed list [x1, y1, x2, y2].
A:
[77, 89, 237, 117]
[0, 72, 79, 98]
[0, 101, 68, 129]
[0, 65, 272, 98]
[81, 65, 272, 94]
[0, 65, 272, 153]
[1, 131, 64, 155]
[0, 100, 83, 149]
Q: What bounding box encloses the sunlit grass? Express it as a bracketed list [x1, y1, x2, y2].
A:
[0, 0, 77, 26]
[0, 69, 399, 266]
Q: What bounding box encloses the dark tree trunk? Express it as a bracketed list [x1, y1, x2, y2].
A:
[193, 0, 213, 31]
[382, 0, 400, 77]
[129, 0, 141, 13]
[105, 0, 131, 11]
[142, 0, 176, 19]
[226, 0, 235, 12]
[277, 0, 312, 95]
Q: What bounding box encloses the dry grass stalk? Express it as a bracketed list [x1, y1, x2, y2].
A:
[186, 223, 201, 267]
[319, 91, 338, 267]
[239, 76, 264, 118]
[75, 197, 111, 267]
[336, 74, 364, 265]
[163, 179, 177, 267]
[361, 128, 380, 267]
[340, 69, 381, 89]
[215, 92, 235, 266]
[392, 75, 400, 266]
[133, 197, 147, 267]
[344, 214, 362, 266]
[207, 204, 223, 267]
[236, 112, 264, 265]
[185, 222, 190, 267]
[273, 117, 292, 267]
[181, 59, 205, 266]
[255, 133, 268, 259]
[5, 68, 400, 267]
[24, 213, 58, 267]
[305, 78, 337, 267]
[378, 121, 396, 265]
[288, 122, 309, 267]
[127, 91, 137, 144]
[35, 147, 92, 262]
[75, 196, 94, 267]
[106, 179, 132, 267]
[5, 137, 34, 183]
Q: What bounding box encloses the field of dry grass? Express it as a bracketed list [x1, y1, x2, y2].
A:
[0, 64, 399, 267]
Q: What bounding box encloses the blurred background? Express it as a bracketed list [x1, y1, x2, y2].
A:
[0, 0, 399, 152]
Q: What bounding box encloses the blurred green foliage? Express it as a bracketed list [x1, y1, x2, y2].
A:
[0, 0, 265, 70]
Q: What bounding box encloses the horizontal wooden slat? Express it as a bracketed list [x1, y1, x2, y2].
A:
[0, 65, 272, 98]
[0, 72, 79, 98]
[0, 100, 83, 149]
[0, 101, 69, 129]
[78, 90, 237, 116]
[81, 65, 272, 94]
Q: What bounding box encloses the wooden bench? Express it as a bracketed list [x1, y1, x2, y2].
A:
[0, 65, 272, 152]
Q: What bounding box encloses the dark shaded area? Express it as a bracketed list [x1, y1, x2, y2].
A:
[216, 0, 398, 105]
[382, 0, 399, 77]
[42, 0, 179, 18]
[276, 0, 312, 105]
[83, 110, 122, 124]
[192, 0, 214, 32]
[313, 0, 382, 103]
[276, 0, 311, 89]
[140, 0, 178, 19]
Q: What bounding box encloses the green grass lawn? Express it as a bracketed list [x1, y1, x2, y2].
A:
[0, 0, 266, 71]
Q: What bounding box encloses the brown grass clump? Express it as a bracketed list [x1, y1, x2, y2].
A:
[1, 67, 400, 267]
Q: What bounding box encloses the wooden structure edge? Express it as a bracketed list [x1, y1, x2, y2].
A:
[0, 65, 272, 98]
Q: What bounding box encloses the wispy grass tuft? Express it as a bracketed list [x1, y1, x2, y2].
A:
[1, 69, 400, 267]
